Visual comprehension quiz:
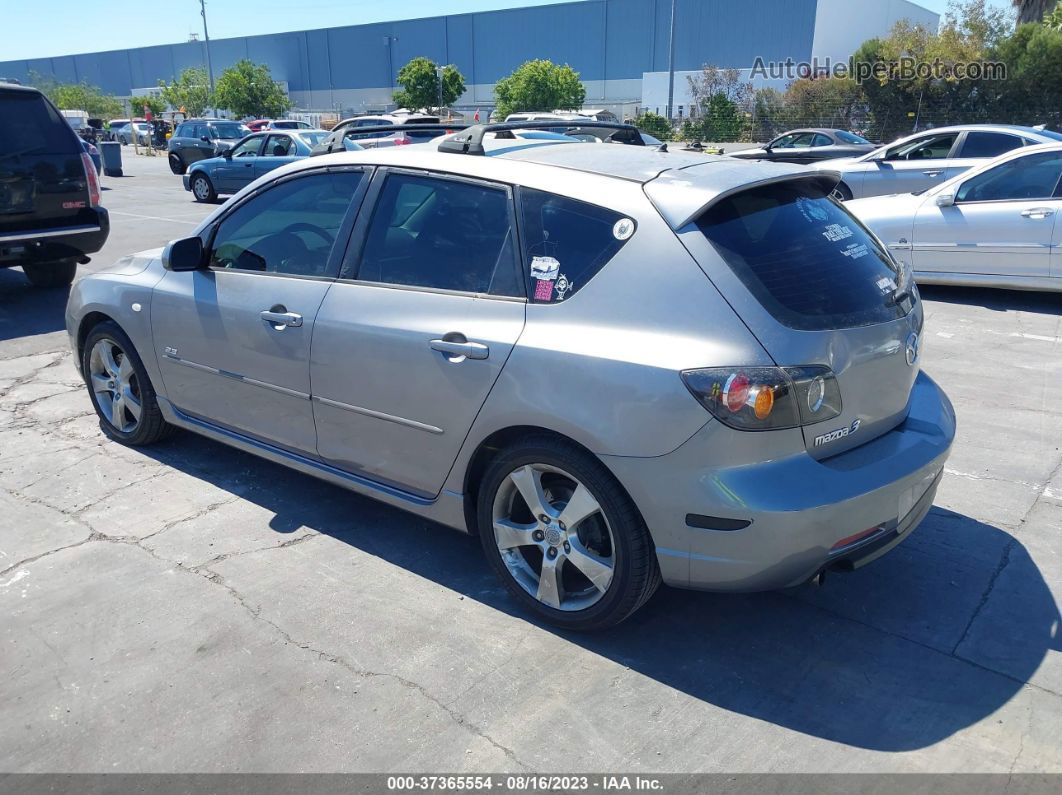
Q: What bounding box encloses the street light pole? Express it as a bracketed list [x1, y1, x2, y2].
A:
[199, 0, 216, 114]
[666, 0, 676, 121]
[436, 65, 444, 115]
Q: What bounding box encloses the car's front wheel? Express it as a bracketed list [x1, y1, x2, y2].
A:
[22, 259, 77, 288]
[190, 172, 217, 203]
[82, 321, 173, 446]
[168, 153, 186, 175]
[477, 436, 660, 630]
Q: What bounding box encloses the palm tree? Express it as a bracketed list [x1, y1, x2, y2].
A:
[1013, 0, 1056, 24]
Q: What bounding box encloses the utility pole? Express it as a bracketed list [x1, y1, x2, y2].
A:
[666, 0, 676, 121]
[436, 65, 444, 116]
[199, 0, 216, 114]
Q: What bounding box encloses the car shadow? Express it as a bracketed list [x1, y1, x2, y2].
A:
[129, 429, 1060, 753]
[0, 267, 70, 341]
[919, 284, 1062, 316]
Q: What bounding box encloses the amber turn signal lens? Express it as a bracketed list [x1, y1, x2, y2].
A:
[753, 386, 774, 420]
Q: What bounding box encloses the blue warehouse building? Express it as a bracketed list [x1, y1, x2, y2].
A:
[0, 0, 937, 116]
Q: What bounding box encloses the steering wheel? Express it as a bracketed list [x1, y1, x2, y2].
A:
[279, 222, 333, 247]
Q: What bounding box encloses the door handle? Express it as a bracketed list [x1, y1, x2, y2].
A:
[1020, 207, 1054, 218]
[922, 170, 942, 177]
[260, 309, 303, 328]
[430, 339, 489, 360]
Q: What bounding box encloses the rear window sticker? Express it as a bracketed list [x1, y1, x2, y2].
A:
[613, 218, 635, 240]
[554, 274, 572, 300]
[840, 242, 868, 259]
[796, 196, 829, 223]
[533, 278, 554, 301]
[876, 276, 897, 294]
[822, 223, 852, 242]
[531, 255, 560, 281]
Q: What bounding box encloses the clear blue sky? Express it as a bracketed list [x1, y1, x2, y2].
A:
[4, 0, 1011, 62]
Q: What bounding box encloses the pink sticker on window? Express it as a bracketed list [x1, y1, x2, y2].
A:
[534, 279, 554, 301]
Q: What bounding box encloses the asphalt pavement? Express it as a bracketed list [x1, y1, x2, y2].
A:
[1, 150, 1061, 773]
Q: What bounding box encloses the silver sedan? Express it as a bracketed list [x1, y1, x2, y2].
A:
[846, 143, 1062, 291]
[814, 124, 1062, 200]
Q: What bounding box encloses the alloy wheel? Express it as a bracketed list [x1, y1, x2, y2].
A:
[88, 338, 142, 433]
[491, 463, 616, 611]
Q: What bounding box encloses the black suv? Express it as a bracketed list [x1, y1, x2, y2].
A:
[0, 83, 108, 288]
[167, 119, 250, 174]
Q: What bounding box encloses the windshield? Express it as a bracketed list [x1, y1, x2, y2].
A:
[211, 123, 249, 140]
[298, 131, 328, 147]
[836, 131, 870, 145]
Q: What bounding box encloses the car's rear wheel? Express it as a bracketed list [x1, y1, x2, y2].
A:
[168, 153, 186, 175]
[190, 172, 217, 203]
[82, 321, 173, 446]
[22, 259, 77, 288]
[477, 436, 660, 630]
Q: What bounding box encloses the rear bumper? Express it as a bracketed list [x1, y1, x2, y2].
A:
[602, 371, 955, 591]
[0, 208, 109, 266]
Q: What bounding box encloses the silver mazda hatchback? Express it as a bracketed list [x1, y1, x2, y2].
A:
[66, 125, 955, 630]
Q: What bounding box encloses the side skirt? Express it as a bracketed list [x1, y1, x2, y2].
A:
[156, 396, 471, 533]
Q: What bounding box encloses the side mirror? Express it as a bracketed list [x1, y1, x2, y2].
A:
[221, 148, 232, 159]
[935, 193, 955, 207]
[162, 236, 205, 271]
[200, 135, 211, 142]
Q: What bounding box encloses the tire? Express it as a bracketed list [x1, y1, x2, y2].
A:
[190, 172, 217, 203]
[168, 153, 186, 175]
[477, 435, 660, 630]
[82, 321, 174, 446]
[832, 181, 853, 202]
[23, 259, 77, 288]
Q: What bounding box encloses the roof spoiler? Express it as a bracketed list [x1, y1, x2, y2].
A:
[437, 120, 646, 155]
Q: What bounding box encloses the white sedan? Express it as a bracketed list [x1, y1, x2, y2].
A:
[846, 143, 1062, 292]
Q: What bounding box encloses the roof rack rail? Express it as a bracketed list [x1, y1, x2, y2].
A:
[437, 120, 645, 155]
[316, 122, 472, 155]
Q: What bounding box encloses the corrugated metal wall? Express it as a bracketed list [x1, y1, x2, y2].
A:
[0, 0, 818, 101]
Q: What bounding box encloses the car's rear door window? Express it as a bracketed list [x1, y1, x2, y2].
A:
[351, 172, 522, 297]
[696, 181, 907, 330]
[516, 188, 633, 303]
[958, 131, 1024, 159]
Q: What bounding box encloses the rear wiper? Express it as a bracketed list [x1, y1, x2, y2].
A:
[0, 146, 47, 161]
[888, 286, 914, 306]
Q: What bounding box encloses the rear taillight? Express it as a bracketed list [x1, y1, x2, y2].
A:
[393, 133, 412, 146]
[80, 152, 101, 208]
[681, 365, 841, 431]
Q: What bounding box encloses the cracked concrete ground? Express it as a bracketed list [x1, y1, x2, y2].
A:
[1, 155, 1062, 773]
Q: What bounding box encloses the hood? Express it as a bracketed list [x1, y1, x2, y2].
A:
[97, 248, 163, 277]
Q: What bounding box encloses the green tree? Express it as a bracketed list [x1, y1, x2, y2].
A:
[214, 60, 291, 119]
[751, 86, 790, 139]
[1013, 0, 1056, 25]
[158, 67, 213, 117]
[392, 57, 466, 111]
[988, 17, 1062, 128]
[28, 72, 123, 118]
[699, 93, 745, 141]
[633, 111, 672, 140]
[493, 59, 586, 119]
[783, 76, 866, 129]
[135, 95, 168, 118]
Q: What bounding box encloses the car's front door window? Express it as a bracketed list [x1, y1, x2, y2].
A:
[209, 171, 363, 277]
[887, 133, 957, 161]
[956, 152, 1062, 202]
[230, 136, 263, 158]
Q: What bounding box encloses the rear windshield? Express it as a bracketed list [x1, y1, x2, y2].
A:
[0, 90, 79, 154]
[211, 123, 248, 139]
[298, 131, 328, 147]
[696, 181, 908, 331]
[836, 131, 870, 145]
